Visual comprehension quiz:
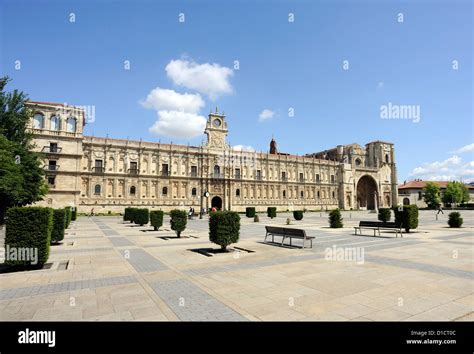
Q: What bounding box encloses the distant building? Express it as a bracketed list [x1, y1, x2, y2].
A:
[26, 101, 398, 213]
[398, 180, 474, 207]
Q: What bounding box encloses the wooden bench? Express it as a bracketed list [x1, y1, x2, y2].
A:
[264, 226, 315, 248]
[354, 221, 403, 238]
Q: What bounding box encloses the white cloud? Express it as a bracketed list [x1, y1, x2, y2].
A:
[258, 109, 275, 122]
[451, 143, 474, 154]
[148, 111, 206, 139]
[165, 59, 234, 100]
[410, 155, 474, 183]
[233, 145, 255, 152]
[140, 87, 204, 113]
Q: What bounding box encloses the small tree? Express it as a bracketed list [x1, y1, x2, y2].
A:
[51, 209, 66, 243]
[423, 182, 441, 208]
[293, 210, 304, 220]
[245, 207, 256, 218]
[378, 208, 391, 223]
[209, 211, 240, 251]
[170, 209, 187, 237]
[393, 205, 418, 232]
[150, 210, 164, 231]
[133, 208, 149, 226]
[267, 207, 277, 219]
[448, 212, 463, 228]
[329, 208, 343, 228]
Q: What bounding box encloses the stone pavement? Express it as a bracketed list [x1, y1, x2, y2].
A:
[0, 210, 472, 321]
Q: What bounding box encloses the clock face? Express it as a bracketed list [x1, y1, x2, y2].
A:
[204, 191, 210, 198]
[213, 119, 221, 127]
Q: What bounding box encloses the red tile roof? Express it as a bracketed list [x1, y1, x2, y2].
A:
[398, 180, 474, 190]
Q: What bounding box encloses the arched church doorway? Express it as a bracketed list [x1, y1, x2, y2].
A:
[356, 175, 378, 210]
[211, 196, 222, 210]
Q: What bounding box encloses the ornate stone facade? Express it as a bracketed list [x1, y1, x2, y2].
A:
[27, 102, 398, 213]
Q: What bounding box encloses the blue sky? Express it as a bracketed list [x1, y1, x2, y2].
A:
[1, 0, 472, 182]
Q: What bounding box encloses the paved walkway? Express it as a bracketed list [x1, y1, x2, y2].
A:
[0, 210, 472, 321]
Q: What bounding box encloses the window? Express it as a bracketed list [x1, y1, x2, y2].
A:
[49, 143, 58, 153]
[94, 184, 101, 195]
[50, 115, 60, 131]
[47, 176, 55, 185]
[316, 174, 320, 183]
[300, 190, 304, 198]
[355, 158, 361, 166]
[162, 164, 169, 176]
[332, 191, 335, 198]
[236, 188, 240, 197]
[191, 166, 198, 177]
[192, 188, 197, 196]
[214, 165, 220, 177]
[66, 117, 76, 132]
[385, 154, 390, 163]
[283, 190, 286, 198]
[33, 113, 44, 129]
[130, 186, 136, 195]
[317, 191, 320, 198]
[47, 160, 57, 170]
[162, 187, 168, 195]
[235, 168, 241, 179]
[94, 159, 103, 172]
[418, 191, 422, 200]
[130, 161, 138, 174]
[331, 175, 335, 183]
[256, 170, 261, 180]
[299, 173, 304, 182]
[281, 171, 286, 181]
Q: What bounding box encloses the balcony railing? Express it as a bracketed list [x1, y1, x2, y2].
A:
[281, 176, 287, 182]
[234, 174, 241, 179]
[44, 165, 60, 171]
[92, 167, 105, 173]
[213, 173, 224, 179]
[191, 172, 198, 177]
[255, 175, 262, 181]
[161, 171, 171, 176]
[128, 168, 139, 175]
[42, 146, 62, 153]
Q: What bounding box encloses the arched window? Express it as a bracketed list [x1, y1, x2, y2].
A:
[317, 191, 320, 198]
[192, 188, 197, 196]
[130, 186, 136, 195]
[283, 190, 286, 198]
[94, 184, 101, 195]
[332, 191, 336, 198]
[300, 190, 304, 198]
[355, 158, 361, 166]
[236, 188, 240, 197]
[66, 117, 77, 132]
[162, 187, 168, 196]
[50, 115, 60, 131]
[33, 113, 44, 129]
[214, 165, 220, 176]
[385, 154, 390, 163]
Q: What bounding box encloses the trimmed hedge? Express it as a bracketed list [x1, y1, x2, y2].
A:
[133, 208, 149, 226]
[448, 212, 463, 228]
[129, 208, 138, 223]
[329, 208, 343, 228]
[293, 210, 304, 221]
[5, 207, 53, 267]
[209, 211, 240, 251]
[150, 210, 164, 231]
[51, 209, 66, 244]
[71, 207, 77, 221]
[170, 209, 187, 237]
[64, 206, 72, 228]
[393, 205, 418, 232]
[123, 207, 133, 222]
[245, 207, 256, 218]
[378, 208, 391, 223]
[267, 207, 277, 219]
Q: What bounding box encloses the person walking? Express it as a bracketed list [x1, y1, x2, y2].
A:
[436, 204, 444, 215]
[89, 208, 95, 217]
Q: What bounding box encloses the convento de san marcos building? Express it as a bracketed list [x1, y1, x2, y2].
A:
[26, 101, 399, 213]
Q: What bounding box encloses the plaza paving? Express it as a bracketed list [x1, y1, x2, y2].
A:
[0, 210, 472, 321]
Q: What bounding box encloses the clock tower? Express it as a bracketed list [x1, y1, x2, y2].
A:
[204, 107, 229, 149]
